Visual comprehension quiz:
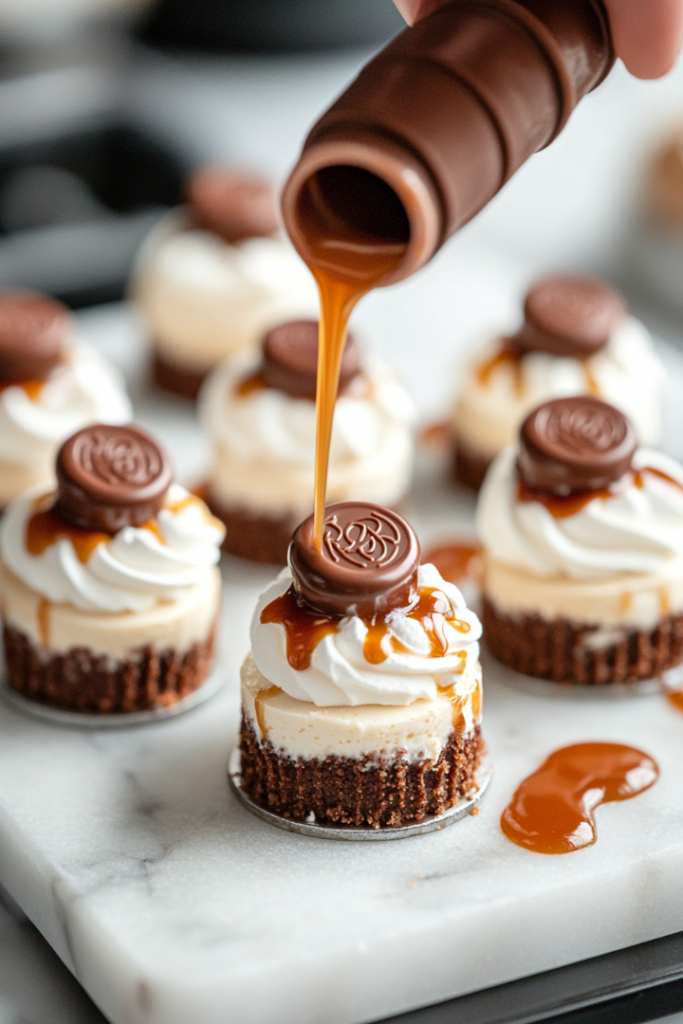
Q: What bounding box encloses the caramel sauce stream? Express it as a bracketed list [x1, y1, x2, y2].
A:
[297, 175, 408, 550]
[476, 342, 524, 397]
[501, 742, 659, 855]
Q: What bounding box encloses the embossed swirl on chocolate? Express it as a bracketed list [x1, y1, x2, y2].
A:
[518, 397, 637, 494]
[55, 424, 173, 534]
[187, 167, 278, 243]
[0, 291, 70, 383]
[513, 276, 626, 359]
[262, 320, 360, 399]
[324, 509, 402, 568]
[289, 502, 420, 617]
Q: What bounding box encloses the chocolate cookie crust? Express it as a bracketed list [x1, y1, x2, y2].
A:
[239, 718, 484, 829]
[4, 622, 217, 714]
[482, 596, 683, 685]
[452, 436, 494, 492]
[153, 351, 208, 401]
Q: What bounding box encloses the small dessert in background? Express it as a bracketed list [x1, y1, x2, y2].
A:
[238, 502, 484, 829]
[0, 291, 131, 510]
[635, 127, 683, 317]
[133, 166, 317, 399]
[0, 423, 225, 715]
[478, 396, 683, 686]
[200, 319, 415, 564]
[451, 275, 662, 490]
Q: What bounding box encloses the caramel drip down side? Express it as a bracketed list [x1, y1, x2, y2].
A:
[37, 598, 50, 648]
[260, 587, 339, 671]
[255, 685, 281, 740]
[262, 584, 470, 672]
[501, 742, 659, 855]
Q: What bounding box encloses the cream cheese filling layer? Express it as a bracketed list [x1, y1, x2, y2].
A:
[0, 562, 221, 659]
[208, 430, 413, 516]
[241, 653, 481, 763]
[483, 553, 683, 631]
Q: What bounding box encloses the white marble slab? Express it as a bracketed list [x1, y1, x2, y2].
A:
[2, 268, 683, 1024]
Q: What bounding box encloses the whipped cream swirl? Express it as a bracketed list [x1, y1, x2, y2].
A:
[0, 341, 131, 466]
[200, 349, 415, 465]
[1, 484, 225, 613]
[455, 316, 663, 452]
[251, 563, 482, 707]
[478, 446, 683, 580]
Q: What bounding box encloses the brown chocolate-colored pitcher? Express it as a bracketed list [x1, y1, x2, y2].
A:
[281, 0, 614, 287]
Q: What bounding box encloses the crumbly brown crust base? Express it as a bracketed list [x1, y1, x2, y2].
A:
[3, 621, 217, 714]
[239, 717, 484, 828]
[152, 350, 208, 400]
[208, 494, 301, 564]
[452, 438, 493, 492]
[482, 596, 683, 685]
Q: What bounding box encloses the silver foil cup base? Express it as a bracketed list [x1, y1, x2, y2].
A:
[0, 669, 226, 728]
[228, 748, 492, 841]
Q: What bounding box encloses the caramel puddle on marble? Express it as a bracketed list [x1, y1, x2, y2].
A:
[422, 540, 483, 587]
[501, 742, 659, 855]
[667, 689, 683, 714]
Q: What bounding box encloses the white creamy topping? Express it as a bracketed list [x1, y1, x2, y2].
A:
[1, 484, 225, 613]
[251, 563, 482, 707]
[134, 212, 319, 365]
[200, 348, 415, 466]
[477, 446, 683, 580]
[454, 316, 663, 455]
[0, 341, 131, 466]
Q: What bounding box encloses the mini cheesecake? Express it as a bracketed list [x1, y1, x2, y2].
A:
[0, 423, 224, 714]
[0, 290, 131, 509]
[452, 275, 662, 490]
[200, 320, 415, 564]
[239, 502, 484, 829]
[133, 167, 317, 399]
[478, 396, 683, 686]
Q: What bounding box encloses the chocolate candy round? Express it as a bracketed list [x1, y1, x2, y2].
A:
[290, 502, 420, 617]
[262, 319, 360, 399]
[518, 397, 637, 494]
[187, 167, 278, 243]
[0, 291, 70, 383]
[55, 424, 173, 533]
[514, 276, 626, 359]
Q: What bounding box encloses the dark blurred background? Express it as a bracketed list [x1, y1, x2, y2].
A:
[0, 0, 403, 306]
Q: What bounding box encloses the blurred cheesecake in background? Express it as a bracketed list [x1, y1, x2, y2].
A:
[0, 290, 131, 510]
[478, 396, 683, 687]
[199, 319, 415, 564]
[635, 127, 683, 319]
[451, 274, 663, 491]
[132, 166, 317, 400]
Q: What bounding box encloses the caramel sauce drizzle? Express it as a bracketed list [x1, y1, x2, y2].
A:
[37, 597, 51, 648]
[261, 585, 471, 672]
[518, 465, 683, 519]
[476, 342, 525, 397]
[236, 371, 268, 397]
[260, 587, 339, 671]
[667, 690, 683, 714]
[501, 742, 659, 855]
[0, 378, 45, 400]
[26, 506, 110, 564]
[25, 493, 216, 564]
[422, 540, 483, 586]
[255, 685, 281, 738]
[438, 672, 479, 732]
